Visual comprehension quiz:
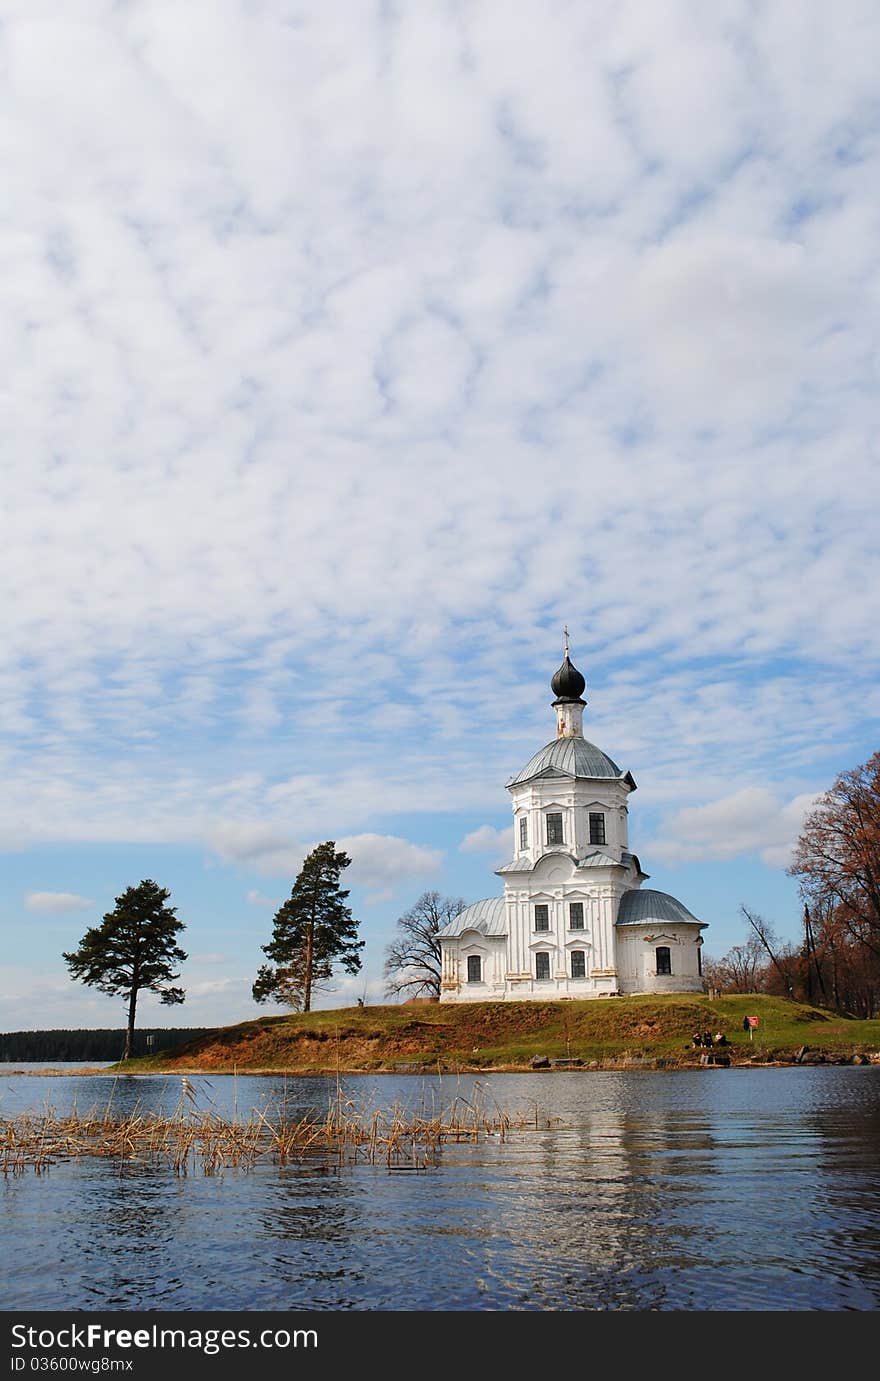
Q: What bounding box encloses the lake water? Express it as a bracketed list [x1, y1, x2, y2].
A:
[2, 1065, 879, 1311]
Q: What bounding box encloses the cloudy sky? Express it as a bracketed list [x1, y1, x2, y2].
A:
[2, 1, 879, 1034]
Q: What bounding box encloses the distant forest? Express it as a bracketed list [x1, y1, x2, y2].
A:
[0, 1028, 215, 1062]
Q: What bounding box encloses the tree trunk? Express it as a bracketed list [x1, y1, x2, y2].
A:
[803, 941, 813, 1003]
[123, 986, 138, 1060]
[830, 937, 840, 1012]
[302, 871, 325, 1013]
[303, 916, 314, 1013]
[803, 905, 827, 1003]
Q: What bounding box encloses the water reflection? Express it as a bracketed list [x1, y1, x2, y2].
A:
[799, 1082, 880, 1307]
[2, 1068, 879, 1310]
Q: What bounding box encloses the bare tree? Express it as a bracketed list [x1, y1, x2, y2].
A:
[383, 891, 467, 999]
[703, 936, 765, 993]
[803, 894, 880, 1018]
[741, 905, 794, 998]
[802, 901, 827, 1005]
[699, 953, 731, 997]
[788, 751, 880, 956]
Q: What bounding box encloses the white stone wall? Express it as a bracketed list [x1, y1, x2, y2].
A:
[510, 779, 631, 867]
[439, 932, 507, 1001]
[440, 853, 634, 1003]
[555, 702, 585, 737]
[439, 919, 706, 1001]
[616, 924, 706, 995]
[439, 744, 707, 1002]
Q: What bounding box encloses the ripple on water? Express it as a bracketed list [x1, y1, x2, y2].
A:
[3, 1068, 879, 1310]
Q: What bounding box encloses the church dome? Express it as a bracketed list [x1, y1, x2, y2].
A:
[616, 889, 703, 927]
[507, 735, 623, 786]
[436, 897, 507, 938]
[551, 654, 586, 703]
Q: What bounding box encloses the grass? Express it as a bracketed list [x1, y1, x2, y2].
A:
[113, 994, 880, 1074]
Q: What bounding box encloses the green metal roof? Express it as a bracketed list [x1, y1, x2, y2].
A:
[496, 849, 646, 876]
[507, 736, 633, 788]
[577, 848, 624, 868]
[616, 888, 703, 927]
[436, 897, 506, 938]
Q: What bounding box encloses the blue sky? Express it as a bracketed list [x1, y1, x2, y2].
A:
[2, 1, 879, 1031]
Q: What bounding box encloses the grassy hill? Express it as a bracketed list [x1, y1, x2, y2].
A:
[116, 994, 880, 1073]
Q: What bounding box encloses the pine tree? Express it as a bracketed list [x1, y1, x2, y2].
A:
[252, 841, 363, 1012]
[63, 880, 187, 1060]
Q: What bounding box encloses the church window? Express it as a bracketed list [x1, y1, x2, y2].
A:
[534, 904, 549, 931]
[697, 945, 702, 977]
[655, 946, 672, 976]
[535, 952, 550, 981]
[546, 812, 564, 845]
[467, 955, 482, 983]
[589, 812, 606, 845]
[570, 951, 586, 979]
[569, 902, 584, 929]
[519, 816, 528, 850]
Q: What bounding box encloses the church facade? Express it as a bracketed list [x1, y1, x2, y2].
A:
[437, 642, 706, 1002]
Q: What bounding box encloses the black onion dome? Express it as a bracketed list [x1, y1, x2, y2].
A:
[551, 655, 586, 703]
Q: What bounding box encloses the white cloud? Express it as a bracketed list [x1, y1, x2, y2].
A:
[649, 788, 820, 867]
[0, 964, 122, 1032]
[2, 7, 877, 723]
[329, 972, 385, 1007]
[245, 890, 280, 908]
[208, 824, 303, 879]
[207, 826, 440, 896]
[610, 232, 847, 430]
[184, 977, 243, 1000]
[136, 975, 256, 1028]
[0, 1, 876, 992]
[459, 825, 510, 858]
[337, 834, 443, 896]
[24, 891, 94, 914]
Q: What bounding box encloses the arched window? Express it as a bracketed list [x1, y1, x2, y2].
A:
[655, 946, 672, 976]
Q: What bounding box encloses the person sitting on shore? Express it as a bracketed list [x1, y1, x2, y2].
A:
[713, 1031, 728, 1046]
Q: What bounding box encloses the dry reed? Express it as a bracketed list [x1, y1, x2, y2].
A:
[1, 1086, 521, 1177]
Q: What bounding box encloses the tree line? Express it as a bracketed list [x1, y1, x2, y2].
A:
[704, 751, 880, 1017]
[0, 1029, 212, 1063]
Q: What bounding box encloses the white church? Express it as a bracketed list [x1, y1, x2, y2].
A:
[437, 639, 707, 1002]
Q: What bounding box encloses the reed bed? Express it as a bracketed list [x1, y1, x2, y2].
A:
[0, 1086, 523, 1177]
